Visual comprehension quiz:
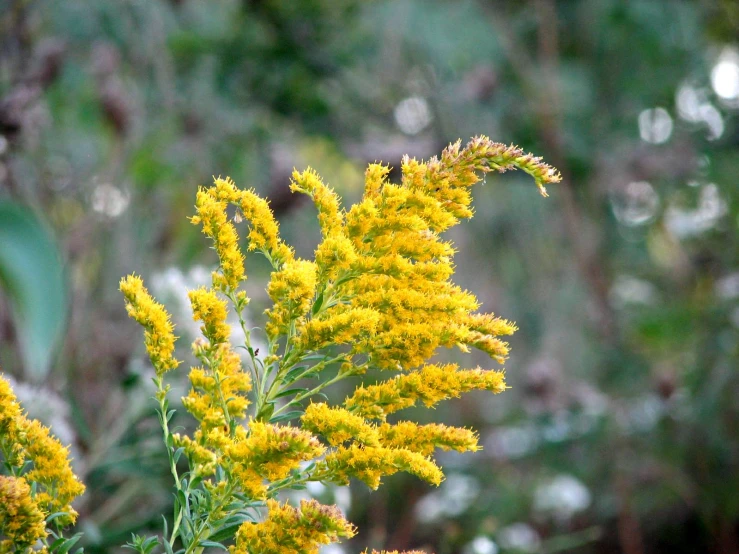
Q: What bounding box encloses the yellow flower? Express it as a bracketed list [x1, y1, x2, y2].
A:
[182, 344, 251, 431]
[120, 274, 180, 375]
[301, 403, 379, 446]
[228, 421, 324, 484]
[191, 185, 245, 291]
[238, 188, 294, 265]
[233, 499, 355, 554]
[297, 306, 380, 353]
[322, 444, 443, 489]
[0, 475, 46, 549]
[0, 374, 85, 530]
[345, 363, 507, 420]
[290, 168, 344, 236]
[188, 287, 231, 346]
[265, 259, 318, 339]
[378, 421, 479, 456]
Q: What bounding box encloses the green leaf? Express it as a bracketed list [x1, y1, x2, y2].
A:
[269, 410, 303, 423]
[311, 291, 324, 315]
[173, 446, 185, 464]
[0, 201, 67, 381]
[46, 512, 71, 524]
[207, 522, 246, 543]
[56, 533, 83, 554]
[272, 387, 307, 400]
[283, 365, 310, 383]
[197, 541, 228, 551]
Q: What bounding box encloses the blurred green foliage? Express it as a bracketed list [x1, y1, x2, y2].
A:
[1, 0, 738, 553]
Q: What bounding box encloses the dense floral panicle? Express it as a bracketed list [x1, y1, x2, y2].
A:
[301, 403, 379, 446]
[379, 421, 479, 456]
[188, 287, 230, 345]
[183, 343, 251, 431]
[233, 499, 355, 554]
[0, 375, 85, 529]
[265, 259, 318, 338]
[290, 168, 344, 236]
[191, 185, 245, 291]
[345, 364, 507, 420]
[325, 138, 554, 371]
[238, 188, 294, 265]
[322, 444, 443, 489]
[120, 275, 180, 375]
[228, 421, 324, 485]
[297, 306, 380, 352]
[20, 419, 86, 523]
[0, 475, 46, 549]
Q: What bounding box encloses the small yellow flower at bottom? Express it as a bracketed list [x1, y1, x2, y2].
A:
[233, 499, 355, 554]
[0, 475, 47, 549]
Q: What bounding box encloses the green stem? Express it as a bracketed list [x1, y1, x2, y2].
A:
[270, 362, 366, 419]
[226, 291, 261, 397]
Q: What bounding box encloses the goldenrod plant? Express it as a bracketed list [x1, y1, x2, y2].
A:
[113, 135, 558, 554]
[118, 136, 559, 554]
[0, 375, 86, 554]
[0, 137, 557, 553]
[0, 137, 557, 554]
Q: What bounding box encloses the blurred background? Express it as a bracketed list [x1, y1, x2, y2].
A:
[1, 1, 738, 553]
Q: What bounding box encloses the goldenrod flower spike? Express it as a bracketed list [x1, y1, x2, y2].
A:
[345, 363, 508, 420]
[188, 287, 230, 346]
[290, 167, 344, 236]
[233, 499, 355, 554]
[238, 188, 294, 265]
[0, 373, 86, 547]
[191, 185, 245, 292]
[0, 475, 47, 549]
[120, 274, 180, 375]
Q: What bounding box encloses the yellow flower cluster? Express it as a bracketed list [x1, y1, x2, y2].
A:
[301, 403, 380, 446]
[121, 136, 558, 554]
[188, 287, 231, 345]
[378, 421, 479, 456]
[233, 499, 355, 554]
[0, 475, 46, 550]
[194, 176, 293, 272]
[265, 259, 318, 339]
[0, 374, 85, 541]
[228, 421, 324, 497]
[321, 443, 444, 489]
[345, 363, 508, 420]
[120, 275, 180, 376]
[182, 344, 251, 431]
[191, 180, 246, 291]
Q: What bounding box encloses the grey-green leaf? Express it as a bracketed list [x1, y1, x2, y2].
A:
[0, 202, 67, 381]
